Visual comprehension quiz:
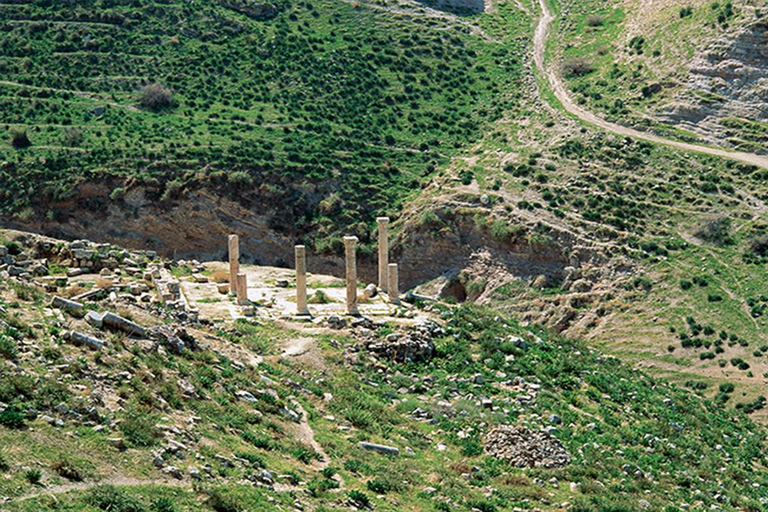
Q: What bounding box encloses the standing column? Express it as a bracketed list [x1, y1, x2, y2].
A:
[228, 235, 239, 295]
[388, 263, 400, 305]
[295, 245, 310, 316]
[377, 217, 389, 292]
[344, 236, 359, 316]
[236, 272, 247, 305]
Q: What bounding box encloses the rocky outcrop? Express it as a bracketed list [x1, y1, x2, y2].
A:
[658, 20, 768, 151]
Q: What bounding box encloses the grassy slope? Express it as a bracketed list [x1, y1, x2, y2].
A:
[2, 271, 768, 512]
[0, 0, 528, 247]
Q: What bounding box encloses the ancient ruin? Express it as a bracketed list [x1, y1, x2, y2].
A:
[388, 263, 400, 305]
[295, 245, 310, 316]
[377, 217, 389, 292]
[344, 235, 359, 316]
[228, 234, 239, 294]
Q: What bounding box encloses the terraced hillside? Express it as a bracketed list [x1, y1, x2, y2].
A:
[0, 0, 528, 249]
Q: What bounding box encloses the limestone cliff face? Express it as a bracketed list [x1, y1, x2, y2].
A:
[658, 19, 768, 151]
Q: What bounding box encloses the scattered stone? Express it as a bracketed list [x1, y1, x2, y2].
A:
[85, 311, 104, 328]
[163, 466, 183, 479]
[363, 283, 378, 299]
[150, 325, 198, 353]
[51, 296, 84, 314]
[102, 312, 147, 337]
[62, 330, 107, 351]
[484, 425, 570, 468]
[360, 321, 442, 363]
[107, 438, 126, 450]
[359, 442, 399, 456]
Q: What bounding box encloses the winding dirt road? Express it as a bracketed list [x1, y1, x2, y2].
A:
[533, 0, 768, 170]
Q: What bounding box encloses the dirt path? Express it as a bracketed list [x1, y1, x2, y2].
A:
[12, 476, 189, 503]
[533, 0, 768, 170]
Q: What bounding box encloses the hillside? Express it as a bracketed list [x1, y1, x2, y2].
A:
[0, 0, 528, 252]
[551, 0, 768, 151]
[1, 231, 767, 512]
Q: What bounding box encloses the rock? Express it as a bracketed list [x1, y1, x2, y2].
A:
[63, 330, 107, 350]
[327, 316, 347, 329]
[102, 312, 147, 337]
[363, 283, 378, 299]
[51, 296, 84, 314]
[235, 390, 257, 403]
[192, 274, 209, 283]
[150, 325, 198, 353]
[163, 466, 183, 479]
[363, 322, 441, 363]
[484, 425, 570, 468]
[359, 442, 399, 456]
[549, 414, 562, 425]
[85, 311, 104, 328]
[108, 438, 126, 450]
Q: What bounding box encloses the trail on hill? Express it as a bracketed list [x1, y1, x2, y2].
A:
[533, 0, 768, 170]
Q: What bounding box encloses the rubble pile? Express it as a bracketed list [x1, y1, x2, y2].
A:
[363, 321, 443, 362]
[484, 425, 570, 468]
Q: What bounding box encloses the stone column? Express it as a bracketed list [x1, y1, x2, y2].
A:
[344, 236, 359, 315]
[228, 235, 239, 295]
[295, 245, 310, 316]
[388, 263, 400, 305]
[377, 217, 389, 292]
[236, 272, 247, 305]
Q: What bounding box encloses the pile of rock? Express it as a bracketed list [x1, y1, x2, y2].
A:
[363, 321, 443, 362]
[150, 325, 199, 354]
[484, 425, 570, 468]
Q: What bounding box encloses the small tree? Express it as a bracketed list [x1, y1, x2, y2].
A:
[10, 129, 31, 149]
[138, 83, 175, 111]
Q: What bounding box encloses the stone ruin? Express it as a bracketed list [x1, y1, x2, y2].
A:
[484, 425, 570, 468]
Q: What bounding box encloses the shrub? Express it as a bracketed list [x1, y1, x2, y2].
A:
[61, 127, 84, 147]
[348, 490, 371, 509]
[86, 485, 146, 512]
[694, 215, 732, 245]
[120, 410, 161, 447]
[138, 84, 175, 111]
[10, 129, 31, 149]
[562, 57, 595, 77]
[151, 497, 176, 512]
[25, 468, 42, 484]
[586, 15, 604, 26]
[0, 406, 25, 429]
[308, 289, 332, 304]
[679, 6, 693, 17]
[680, 280, 692, 290]
[367, 479, 388, 494]
[719, 382, 735, 393]
[0, 334, 16, 359]
[52, 456, 87, 481]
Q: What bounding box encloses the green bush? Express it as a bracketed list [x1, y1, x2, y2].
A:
[719, 382, 735, 393]
[86, 485, 146, 512]
[151, 497, 176, 512]
[25, 468, 42, 484]
[119, 410, 161, 447]
[348, 490, 371, 509]
[0, 407, 25, 429]
[10, 129, 31, 149]
[0, 334, 16, 359]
